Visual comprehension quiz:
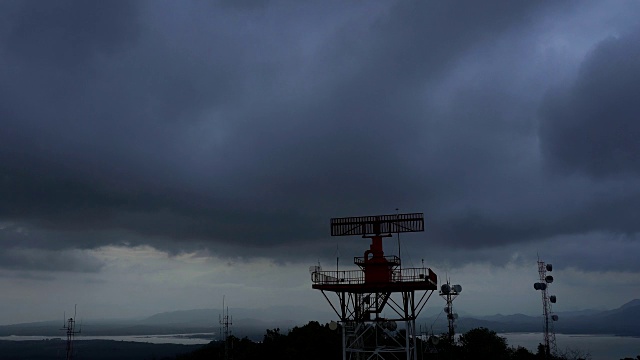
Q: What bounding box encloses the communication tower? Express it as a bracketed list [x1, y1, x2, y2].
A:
[60, 305, 81, 360]
[534, 257, 558, 358]
[418, 325, 440, 355]
[219, 296, 233, 360]
[439, 280, 461, 341]
[311, 212, 438, 360]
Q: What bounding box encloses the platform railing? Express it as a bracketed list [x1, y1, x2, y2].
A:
[392, 267, 437, 286]
[311, 269, 364, 284]
[311, 267, 436, 286]
[353, 255, 401, 267]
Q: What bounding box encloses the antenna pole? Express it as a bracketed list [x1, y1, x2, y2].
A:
[439, 280, 461, 343]
[60, 305, 81, 360]
[396, 209, 401, 271]
[220, 296, 232, 360]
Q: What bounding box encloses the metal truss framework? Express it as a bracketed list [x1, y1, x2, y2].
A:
[319, 289, 435, 360]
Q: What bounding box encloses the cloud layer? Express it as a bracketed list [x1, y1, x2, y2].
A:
[1, 1, 639, 276]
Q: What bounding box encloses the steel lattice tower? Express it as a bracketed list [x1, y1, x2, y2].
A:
[439, 279, 461, 342]
[535, 258, 558, 358]
[60, 305, 81, 360]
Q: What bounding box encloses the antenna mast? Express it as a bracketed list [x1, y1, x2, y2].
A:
[534, 258, 558, 358]
[439, 279, 462, 342]
[60, 305, 81, 360]
[219, 296, 232, 360]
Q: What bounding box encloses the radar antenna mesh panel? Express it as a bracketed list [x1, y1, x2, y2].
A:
[330, 213, 424, 236]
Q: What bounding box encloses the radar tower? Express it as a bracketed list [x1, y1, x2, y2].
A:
[311, 212, 438, 360]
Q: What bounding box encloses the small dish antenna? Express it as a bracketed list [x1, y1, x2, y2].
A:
[429, 336, 439, 345]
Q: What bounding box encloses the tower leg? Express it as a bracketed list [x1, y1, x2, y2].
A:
[342, 322, 346, 360]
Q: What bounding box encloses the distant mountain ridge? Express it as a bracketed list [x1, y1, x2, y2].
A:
[142, 305, 333, 325]
[0, 305, 333, 340]
[420, 299, 640, 336]
[1, 300, 638, 339]
[618, 298, 640, 310]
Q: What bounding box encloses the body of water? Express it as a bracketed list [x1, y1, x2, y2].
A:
[2, 332, 639, 359]
[0, 333, 215, 345]
[502, 333, 640, 360]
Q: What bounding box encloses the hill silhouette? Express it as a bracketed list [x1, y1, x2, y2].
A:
[1, 300, 638, 338]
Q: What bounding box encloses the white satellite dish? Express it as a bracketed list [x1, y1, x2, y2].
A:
[329, 321, 338, 330]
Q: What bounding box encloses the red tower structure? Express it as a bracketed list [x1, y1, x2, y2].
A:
[311, 213, 437, 360]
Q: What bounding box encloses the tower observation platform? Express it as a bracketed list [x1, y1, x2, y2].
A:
[311, 254, 437, 293]
[311, 212, 437, 360]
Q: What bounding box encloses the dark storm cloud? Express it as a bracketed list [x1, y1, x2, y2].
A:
[0, 247, 103, 273]
[3, 0, 139, 66]
[413, 231, 640, 273]
[0, 222, 104, 272]
[2, 0, 639, 272]
[0, 1, 552, 249]
[540, 29, 640, 177]
[528, 28, 640, 247]
[549, 233, 640, 273]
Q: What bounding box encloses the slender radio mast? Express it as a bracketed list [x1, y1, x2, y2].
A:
[60, 305, 81, 360]
[219, 296, 232, 360]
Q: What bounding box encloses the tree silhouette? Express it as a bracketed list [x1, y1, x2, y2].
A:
[459, 327, 509, 360]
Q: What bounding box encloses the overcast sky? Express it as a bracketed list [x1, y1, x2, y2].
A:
[1, 0, 640, 325]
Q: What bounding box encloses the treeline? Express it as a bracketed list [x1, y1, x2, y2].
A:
[176, 321, 340, 360]
[174, 321, 606, 360]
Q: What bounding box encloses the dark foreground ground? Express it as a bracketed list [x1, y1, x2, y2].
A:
[0, 339, 203, 360]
